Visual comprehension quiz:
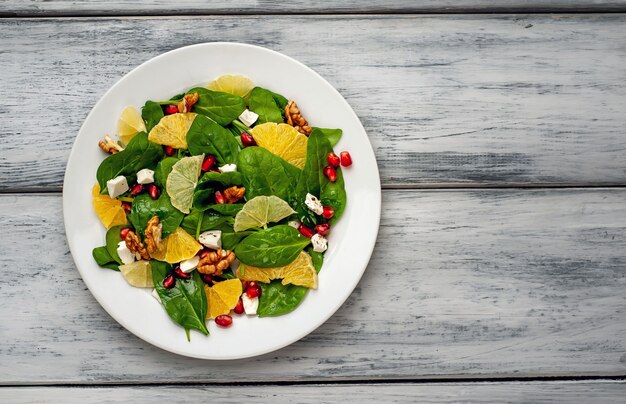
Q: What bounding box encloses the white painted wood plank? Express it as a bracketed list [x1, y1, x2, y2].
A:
[1, 381, 625, 403]
[2, 15, 626, 190]
[1, 189, 625, 383]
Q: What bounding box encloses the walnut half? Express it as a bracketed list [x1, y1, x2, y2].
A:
[285, 100, 312, 136]
[177, 92, 199, 113]
[98, 135, 124, 154]
[125, 230, 150, 261]
[223, 186, 245, 204]
[197, 249, 236, 276]
[144, 216, 162, 255]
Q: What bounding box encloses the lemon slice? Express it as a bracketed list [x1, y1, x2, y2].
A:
[207, 74, 254, 98]
[237, 251, 317, 289]
[166, 155, 203, 214]
[118, 106, 146, 145]
[148, 113, 197, 149]
[92, 184, 127, 229]
[205, 279, 243, 319]
[250, 122, 308, 169]
[119, 260, 153, 288]
[234, 195, 296, 232]
[150, 227, 202, 264]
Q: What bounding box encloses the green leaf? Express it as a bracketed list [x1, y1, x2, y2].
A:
[92, 246, 119, 271]
[192, 171, 244, 211]
[309, 249, 324, 273]
[321, 163, 346, 224]
[249, 87, 284, 124]
[105, 224, 127, 264]
[154, 157, 179, 188]
[312, 127, 342, 147]
[188, 87, 246, 126]
[198, 171, 243, 187]
[237, 147, 300, 202]
[152, 261, 209, 336]
[142, 101, 164, 132]
[128, 193, 184, 238]
[257, 280, 308, 317]
[180, 208, 231, 236]
[213, 223, 254, 250]
[207, 203, 244, 216]
[96, 132, 164, 193]
[234, 225, 310, 268]
[187, 114, 240, 165]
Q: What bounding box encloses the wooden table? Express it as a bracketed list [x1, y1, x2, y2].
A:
[1, 1, 625, 402]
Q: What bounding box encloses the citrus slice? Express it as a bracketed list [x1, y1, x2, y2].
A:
[207, 74, 254, 98]
[250, 122, 308, 169]
[119, 260, 153, 288]
[205, 279, 243, 319]
[117, 106, 146, 145]
[150, 227, 202, 264]
[234, 195, 296, 232]
[237, 251, 318, 289]
[92, 184, 127, 229]
[147, 112, 197, 149]
[166, 154, 204, 214]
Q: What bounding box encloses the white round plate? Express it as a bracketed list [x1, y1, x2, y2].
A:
[63, 43, 381, 359]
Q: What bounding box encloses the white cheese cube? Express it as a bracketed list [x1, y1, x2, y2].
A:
[198, 230, 222, 249]
[242, 293, 259, 316]
[219, 163, 237, 173]
[106, 175, 129, 199]
[179, 255, 200, 273]
[288, 220, 300, 229]
[136, 168, 155, 184]
[116, 241, 136, 264]
[311, 233, 328, 253]
[305, 193, 323, 215]
[151, 288, 162, 303]
[238, 109, 259, 127]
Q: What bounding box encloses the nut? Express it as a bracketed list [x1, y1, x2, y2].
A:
[98, 135, 124, 154]
[144, 216, 162, 254]
[285, 100, 312, 136]
[124, 230, 150, 260]
[177, 92, 199, 113]
[223, 186, 246, 204]
[197, 249, 236, 276]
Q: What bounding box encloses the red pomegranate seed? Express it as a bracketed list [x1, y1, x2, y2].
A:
[130, 183, 144, 197]
[215, 315, 233, 327]
[163, 105, 178, 115]
[202, 274, 214, 285]
[174, 266, 190, 280]
[246, 282, 262, 299]
[242, 280, 249, 290]
[298, 224, 315, 238]
[148, 184, 159, 200]
[201, 155, 216, 172]
[340, 151, 352, 167]
[327, 152, 340, 168]
[164, 145, 176, 156]
[199, 250, 211, 259]
[322, 206, 334, 220]
[323, 165, 337, 182]
[119, 227, 131, 240]
[315, 223, 330, 236]
[215, 190, 226, 204]
[233, 298, 244, 315]
[121, 201, 132, 213]
[240, 132, 257, 147]
[162, 274, 176, 289]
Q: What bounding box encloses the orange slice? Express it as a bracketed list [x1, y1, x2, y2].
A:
[237, 251, 317, 289]
[207, 74, 254, 98]
[250, 122, 308, 169]
[148, 113, 197, 149]
[205, 278, 243, 319]
[150, 227, 202, 264]
[92, 184, 127, 229]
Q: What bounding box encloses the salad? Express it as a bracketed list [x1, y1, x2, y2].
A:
[91, 75, 352, 339]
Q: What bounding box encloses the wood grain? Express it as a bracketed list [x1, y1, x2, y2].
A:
[1, 189, 625, 383]
[2, 381, 626, 403]
[2, 15, 626, 190]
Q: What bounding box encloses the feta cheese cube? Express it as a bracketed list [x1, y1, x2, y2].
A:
[288, 220, 300, 229]
[136, 168, 155, 184]
[311, 233, 328, 253]
[219, 163, 237, 173]
[305, 193, 323, 215]
[151, 288, 162, 303]
[238, 109, 259, 127]
[179, 255, 200, 273]
[116, 241, 136, 264]
[198, 230, 222, 249]
[106, 175, 129, 199]
[242, 293, 259, 316]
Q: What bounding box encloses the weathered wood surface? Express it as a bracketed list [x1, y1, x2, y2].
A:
[2, 381, 626, 403]
[1, 189, 624, 383]
[2, 15, 626, 190]
[3, 1, 626, 16]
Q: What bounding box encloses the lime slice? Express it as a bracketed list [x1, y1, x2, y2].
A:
[234, 195, 296, 232]
[148, 113, 197, 149]
[118, 106, 146, 145]
[119, 260, 153, 288]
[207, 75, 254, 98]
[250, 122, 308, 169]
[166, 155, 204, 214]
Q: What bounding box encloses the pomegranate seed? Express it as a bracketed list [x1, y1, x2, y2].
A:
[163, 105, 178, 115]
[162, 274, 176, 289]
[121, 201, 132, 213]
[240, 132, 257, 147]
[215, 314, 233, 327]
[214, 190, 226, 204]
[164, 145, 176, 156]
[130, 183, 144, 197]
[322, 206, 334, 220]
[201, 155, 216, 172]
[315, 223, 330, 236]
[201, 274, 214, 285]
[327, 152, 340, 168]
[233, 298, 244, 315]
[174, 266, 190, 280]
[119, 227, 131, 239]
[298, 224, 315, 238]
[148, 184, 159, 200]
[323, 165, 337, 182]
[246, 282, 262, 299]
[340, 151, 352, 167]
[242, 280, 249, 290]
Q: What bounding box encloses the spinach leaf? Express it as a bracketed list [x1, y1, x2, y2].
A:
[321, 163, 346, 224]
[152, 261, 209, 337]
[235, 225, 310, 268]
[187, 87, 246, 126]
[192, 186, 214, 212]
[268, 89, 288, 110]
[237, 147, 300, 202]
[193, 171, 244, 211]
[96, 132, 164, 193]
[106, 224, 126, 264]
[180, 208, 231, 236]
[187, 114, 240, 164]
[198, 171, 243, 187]
[312, 127, 342, 147]
[92, 246, 119, 271]
[142, 100, 164, 132]
[212, 223, 254, 250]
[257, 280, 308, 317]
[154, 157, 178, 188]
[207, 203, 244, 216]
[309, 249, 324, 273]
[128, 193, 184, 238]
[249, 87, 284, 124]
